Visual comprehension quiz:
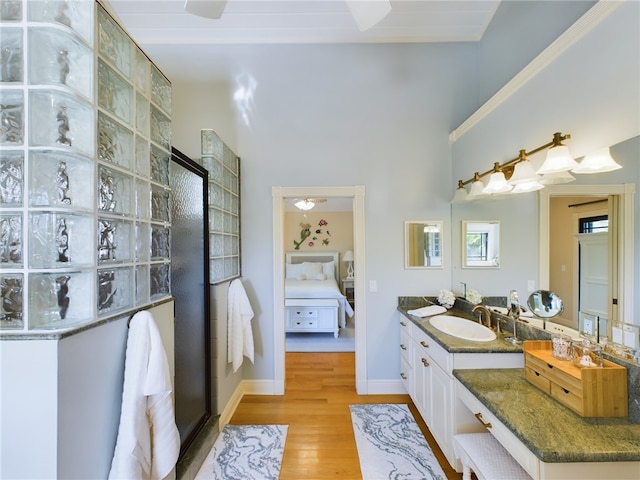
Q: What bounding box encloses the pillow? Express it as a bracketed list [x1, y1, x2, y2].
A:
[301, 262, 323, 278]
[285, 263, 304, 279]
[322, 261, 335, 278]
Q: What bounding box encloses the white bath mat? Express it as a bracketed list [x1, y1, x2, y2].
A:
[350, 403, 446, 480]
[194, 424, 287, 480]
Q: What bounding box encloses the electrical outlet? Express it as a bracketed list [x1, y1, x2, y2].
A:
[369, 280, 377, 292]
[583, 318, 594, 336]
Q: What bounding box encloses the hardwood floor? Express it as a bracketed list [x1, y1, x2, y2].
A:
[229, 352, 462, 480]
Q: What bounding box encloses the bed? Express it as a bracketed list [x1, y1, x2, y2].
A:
[285, 251, 354, 337]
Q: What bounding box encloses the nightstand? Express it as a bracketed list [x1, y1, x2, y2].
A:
[341, 278, 355, 307]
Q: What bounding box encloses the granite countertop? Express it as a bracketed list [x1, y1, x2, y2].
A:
[454, 368, 640, 463]
[397, 305, 523, 354]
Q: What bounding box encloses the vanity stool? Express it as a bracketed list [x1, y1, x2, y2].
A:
[453, 433, 531, 480]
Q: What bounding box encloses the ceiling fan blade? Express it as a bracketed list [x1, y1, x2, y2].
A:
[345, 0, 392, 31]
[184, 0, 228, 19]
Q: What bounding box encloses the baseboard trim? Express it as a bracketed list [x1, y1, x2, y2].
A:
[366, 379, 408, 395]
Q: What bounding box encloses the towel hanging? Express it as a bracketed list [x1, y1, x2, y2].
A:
[109, 310, 180, 480]
[227, 278, 255, 372]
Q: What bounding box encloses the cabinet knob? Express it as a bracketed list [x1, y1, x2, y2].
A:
[474, 412, 492, 429]
[421, 357, 430, 367]
[400, 344, 407, 350]
[400, 373, 407, 380]
[420, 340, 429, 348]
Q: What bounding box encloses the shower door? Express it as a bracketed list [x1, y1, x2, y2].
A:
[170, 148, 211, 455]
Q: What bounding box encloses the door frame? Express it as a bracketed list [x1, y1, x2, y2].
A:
[272, 185, 366, 394]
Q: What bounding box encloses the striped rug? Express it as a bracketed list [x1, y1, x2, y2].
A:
[350, 403, 446, 480]
[194, 424, 287, 480]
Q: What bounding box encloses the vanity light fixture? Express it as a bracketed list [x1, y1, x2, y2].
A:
[466, 173, 489, 201]
[536, 132, 579, 175]
[572, 147, 622, 174]
[451, 180, 468, 203]
[483, 162, 513, 194]
[539, 170, 576, 185]
[508, 150, 544, 193]
[452, 132, 622, 203]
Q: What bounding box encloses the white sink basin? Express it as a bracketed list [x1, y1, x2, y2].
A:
[429, 315, 497, 342]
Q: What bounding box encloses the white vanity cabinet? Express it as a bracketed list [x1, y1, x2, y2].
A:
[399, 316, 524, 471]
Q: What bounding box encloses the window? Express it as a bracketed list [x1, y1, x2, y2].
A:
[579, 215, 608, 234]
[466, 232, 488, 261]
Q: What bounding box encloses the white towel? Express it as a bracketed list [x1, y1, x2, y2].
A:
[407, 305, 447, 317]
[109, 310, 181, 480]
[227, 278, 255, 372]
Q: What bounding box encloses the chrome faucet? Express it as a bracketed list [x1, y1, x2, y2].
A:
[472, 304, 497, 332]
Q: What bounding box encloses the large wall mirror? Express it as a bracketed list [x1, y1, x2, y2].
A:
[404, 220, 443, 269]
[462, 221, 500, 268]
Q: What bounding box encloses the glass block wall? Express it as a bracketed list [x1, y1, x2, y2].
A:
[201, 129, 240, 284]
[0, 0, 172, 332]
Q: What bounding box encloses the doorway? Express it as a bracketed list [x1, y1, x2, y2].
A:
[539, 184, 635, 327]
[272, 186, 367, 395]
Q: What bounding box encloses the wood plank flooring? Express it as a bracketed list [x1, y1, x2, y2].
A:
[229, 352, 462, 480]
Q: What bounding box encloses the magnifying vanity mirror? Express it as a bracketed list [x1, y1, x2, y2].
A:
[462, 221, 500, 268]
[404, 220, 443, 269]
[527, 290, 564, 319]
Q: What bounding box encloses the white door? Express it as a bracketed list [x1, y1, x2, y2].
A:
[577, 232, 608, 321]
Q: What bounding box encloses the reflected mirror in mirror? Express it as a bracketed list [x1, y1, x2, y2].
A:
[404, 220, 443, 269]
[527, 290, 564, 319]
[462, 221, 500, 268]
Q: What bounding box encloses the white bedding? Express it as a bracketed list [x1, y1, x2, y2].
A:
[285, 278, 354, 318]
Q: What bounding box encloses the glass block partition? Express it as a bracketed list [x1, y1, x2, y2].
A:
[201, 129, 240, 284]
[0, 1, 172, 332]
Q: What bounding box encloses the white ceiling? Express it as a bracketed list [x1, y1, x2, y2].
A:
[104, 0, 501, 46]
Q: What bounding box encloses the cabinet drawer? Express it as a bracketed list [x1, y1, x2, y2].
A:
[411, 323, 450, 372]
[288, 318, 317, 329]
[289, 308, 318, 319]
[525, 353, 582, 394]
[400, 324, 413, 363]
[401, 356, 413, 395]
[524, 366, 550, 394]
[550, 382, 583, 414]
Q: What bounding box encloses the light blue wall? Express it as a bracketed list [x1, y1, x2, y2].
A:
[476, 1, 596, 105]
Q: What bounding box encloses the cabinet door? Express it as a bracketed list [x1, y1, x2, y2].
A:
[412, 341, 432, 425]
[430, 361, 453, 465]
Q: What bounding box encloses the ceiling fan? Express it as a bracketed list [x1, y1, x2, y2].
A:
[183, 0, 392, 31]
[293, 198, 327, 211]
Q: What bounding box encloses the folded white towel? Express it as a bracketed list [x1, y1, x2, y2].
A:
[109, 310, 180, 480]
[407, 305, 447, 317]
[228, 278, 255, 373]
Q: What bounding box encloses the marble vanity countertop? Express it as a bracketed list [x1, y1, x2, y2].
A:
[453, 368, 640, 463]
[397, 305, 523, 354]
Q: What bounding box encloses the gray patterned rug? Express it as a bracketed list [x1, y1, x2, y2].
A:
[194, 424, 287, 480]
[350, 404, 446, 480]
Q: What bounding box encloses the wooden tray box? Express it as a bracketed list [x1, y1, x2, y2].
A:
[524, 340, 628, 418]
